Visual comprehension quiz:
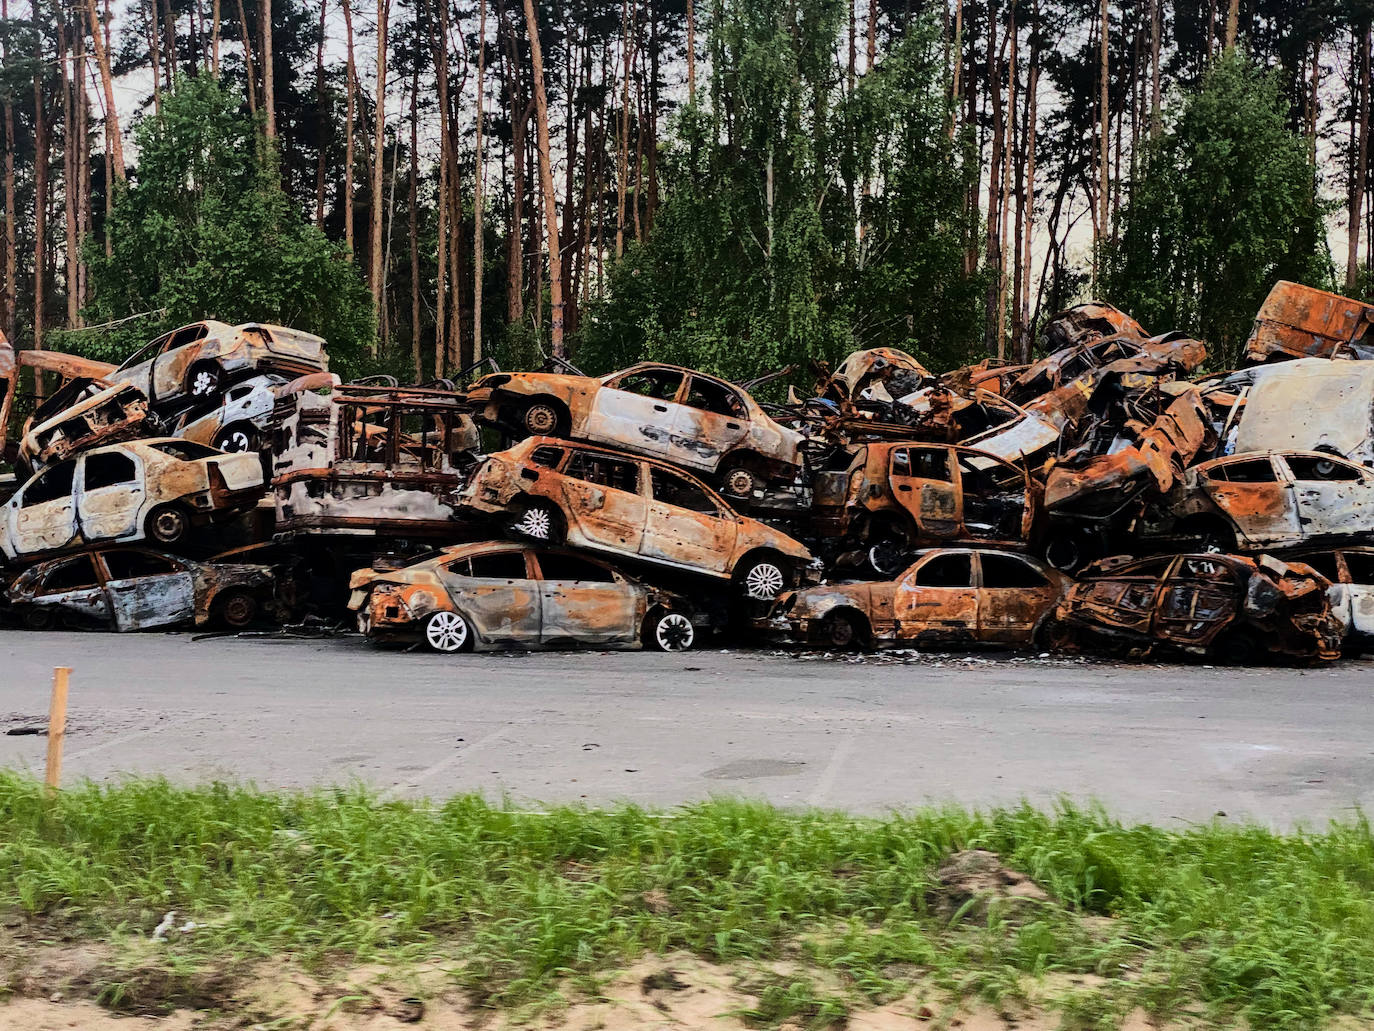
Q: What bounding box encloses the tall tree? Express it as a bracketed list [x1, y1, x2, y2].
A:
[84, 0, 126, 183]
[368, 0, 392, 332]
[262, 0, 277, 137]
[522, 0, 564, 355]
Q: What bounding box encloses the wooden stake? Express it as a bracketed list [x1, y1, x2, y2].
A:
[44, 668, 70, 795]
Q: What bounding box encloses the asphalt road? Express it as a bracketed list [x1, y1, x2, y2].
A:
[2, 630, 1371, 828]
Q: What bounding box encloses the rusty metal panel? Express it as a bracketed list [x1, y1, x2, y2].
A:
[1244, 281, 1374, 363]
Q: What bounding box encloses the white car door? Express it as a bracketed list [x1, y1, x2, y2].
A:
[98, 550, 197, 631]
[585, 367, 684, 460]
[1340, 551, 1374, 638]
[1281, 454, 1374, 542]
[76, 449, 147, 543]
[4, 459, 79, 558]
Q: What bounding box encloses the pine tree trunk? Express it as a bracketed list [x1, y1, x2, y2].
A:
[369, 0, 391, 339]
[685, 0, 695, 102]
[409, 63, 421, 378]
[59, 5, 76, 327]
[949, 0, 962, 136]
[998, 0, 1016, 359]
[1224, 0, 1238, 49]
[847, 0, 855, 93]
[33, 69, 49, 372]
[867, 0, 876, 68]
[148, 0, 163, 114]
[1, 0, 13, 339]
[473, 0, 487, 364]
[342, 0, 356, 257]
[1096, 0, 1109, 280]
[236, 0, 259, 115]
[1020, 0, 1040, 362]
[262, 0, 276, 136]
[315, 0, 326, 226]
[524, 0, 564, 355]
[85, 0, 126, 182]
[1149, 0, 1160, 137]
[983, 0, 1002, 357]
[211, 0, 221, 74]
[160, 0, 175, 85]
[505, 10, 528, 325]
[1350, 20, 1371, 292]
[615, 0, 634, 258]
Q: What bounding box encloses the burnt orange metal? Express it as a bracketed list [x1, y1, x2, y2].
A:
[1244, 281, 1374, 364]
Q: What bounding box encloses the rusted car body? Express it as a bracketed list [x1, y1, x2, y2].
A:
[272, 381, 480, 541]
[2, 438, 265, 561]
[1244, 281, 1374, 364]
[170, 372, 340, 453]
[1041, 301, 1147, 352]
[465, 362, 806, 500]
[1278, 547, 1374, 652]
[347, 540, 705, 652]
[819, 348, 933, 404]
[101, 321, 329, 406]
[1219, 358, 1374, 466]
[18, 380, 155, 472]
[2, 546, 278, 631]
[1052, 552, 1342, 663]
[810, 441, 1039, 573]
[1003, 333, 1205, 406]
[1140, 450, 1374, 552]
[457, 436, 815, 599]
[760, 548, 1069, 651]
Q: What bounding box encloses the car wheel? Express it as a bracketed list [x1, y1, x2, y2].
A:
[522, 401, 566, 437]
[215, 589, 259, 629]
[146, 504, 190, 545]
[424, 610, 473, 653]
[508, 501, 561, 542]
[188, 362, 223, 399]
[1034, 616, 1075, 652]
[22, 606, 54, 631]
[721, 465, 760, 499]
[1217, 628, 1261, 665]
[738, 557, 788, 601]
[647, 610, 696, 652]
[867, 540, 908, 578]
[820, 610, 867, 651]
[214, 424, 260, 453]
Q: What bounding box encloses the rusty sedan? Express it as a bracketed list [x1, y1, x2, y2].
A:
[465, 362, 805, 500]
[457, 436, 815, 600]
[1140, 450, 1374, 552]
[2, 546, 278, 631]
[2, 438, 265, 561]
[1050, 553, 1342, 663]
[760, 549, 1069, 651]
[348, 541, 704, 652]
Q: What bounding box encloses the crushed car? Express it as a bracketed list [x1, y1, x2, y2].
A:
[1049, 552, 1343, 664]
[457, 436, 816, 600]
[1280, 546, 1374, 655]
[759, 548, 1069, 651]
[1244, 280, 1374, 364]
[1215, 358, 1374, 466]
[348, 541, 706, 652]
[809, 441, 1040, 574]
[17, 379, 155, 474]
[2, 546, 281, 631]
[2, 438, 265, 561]
[465, 361, 806, 501]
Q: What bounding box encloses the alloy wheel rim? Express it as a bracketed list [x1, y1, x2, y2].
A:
[655, 613, 695, 651]
[744, 563, 785, 600]
[154, 511, 186, 540]
[516, 507, 552, 539]
[526, 406, 558, 434]
[426, 611, 468, 652]
[193, 371, 217, 395]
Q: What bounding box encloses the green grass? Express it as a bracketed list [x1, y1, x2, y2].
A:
[1, 772, 1373, 1028]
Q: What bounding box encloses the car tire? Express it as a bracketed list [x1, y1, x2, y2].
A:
[1217, 628, 1261, 666]
[215, 589, 259, 629]
[22, 606, 54, 631]
[507, 501, 563, 543]
[188, 362, 223, 400]
[737, 555, 789, 601]
[1034, 615, 1074, 652]
[424, 610, 474, 653]
[521, 400, 567, 438]
[214, 423, 261, 453]
[867, 540, 908, 578]
[645, 610, 696, 652]
[721, 464, 760, 500]
[819, 610, 869, 651]
[146, 504, 191, 546]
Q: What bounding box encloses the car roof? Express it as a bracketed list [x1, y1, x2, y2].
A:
[513, 436, 737, 506]
[1206, 448, 1368, 463]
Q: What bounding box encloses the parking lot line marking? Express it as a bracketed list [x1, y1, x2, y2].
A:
[380, 726, 511, 800]
[808, 733, 858, 806]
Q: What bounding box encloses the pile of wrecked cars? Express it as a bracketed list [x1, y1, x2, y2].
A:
[0, 278, 1371, 664]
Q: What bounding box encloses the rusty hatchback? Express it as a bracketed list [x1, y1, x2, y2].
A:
[457, 436, 815, 600]
[465, 362, 805, 500]
[348, 541, 704, 652]
[2, 438, 265, 561]
[1140, 450, 1374, 552]
[760, 548, 1069, 651]
[18, 379, 154, 473]
[811, 442, 1039, 574]
[1051, 553, 1342, 664]
[3, 546, 277, 631]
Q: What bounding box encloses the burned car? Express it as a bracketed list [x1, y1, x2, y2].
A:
[818, 348, 934, 405]
[465, 362, 805, 500]
[348, 541, 704, 652]
[1050, 553, 1342, 664]
[810, 442, 1039, 573]
[1140, 450, 1374, 552]
[457, 436, 815, 600]
[2, 438, 265, 561]
[1003, 332, 1205, 407]
[1243, 280, 1374, 364]
[169, 371, 339, 453]
[1216, 358, 1374, 467]
[1280, 547, 1374, 654]
[2, 546, 279, 631]
[101, 321, 329, 406]
[17, 379, 155, 473]
[760, 548, 1069, 651]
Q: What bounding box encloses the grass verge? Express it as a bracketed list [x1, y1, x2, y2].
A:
[1, 772, 1372, 1028]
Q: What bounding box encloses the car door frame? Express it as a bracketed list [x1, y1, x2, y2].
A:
[555, 448, 650, 554]
[26, 552, 113, 627]
[6, 458, 81, 557]
[973, 552, 1059, 644]
[1279, 453, 1374, 543]
[74, 447, 148, 545]
[1148, 555, 1244, 648]
[94, 548, 198, 631]
[441, 547, 543, 646]
[640, 462, 738, 574]
[1200, 454, 1302, 547]
[667, 373, 752, 473]
[891, 550, 979, 645]
[887, 444, 962, 540]
[585, 365, 688, 460]
[529, 549, 642, 646]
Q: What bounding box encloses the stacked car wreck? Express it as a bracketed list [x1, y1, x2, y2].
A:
[0, 279, 1368, 663]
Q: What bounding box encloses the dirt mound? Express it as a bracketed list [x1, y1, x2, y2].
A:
[928, 849, 1050, 922]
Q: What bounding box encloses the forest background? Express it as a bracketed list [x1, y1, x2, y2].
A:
[0, 0, 1369, 389]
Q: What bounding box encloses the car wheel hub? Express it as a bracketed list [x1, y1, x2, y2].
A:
[744, 562, 785, 600]
[655, 613, 695, 651]
[525, 405, 558, 434]
[514, 507, 552, 540]
[193, 370, 218, 395]
[426, 611, 468, 652]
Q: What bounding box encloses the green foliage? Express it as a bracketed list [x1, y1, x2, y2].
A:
[579, 4, 985, 381]
[4, 775, 1374, 1028]
[1103, 50, 1334, 368]
[75, 76, 375, 377]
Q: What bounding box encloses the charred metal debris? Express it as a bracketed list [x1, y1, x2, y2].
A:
[0, 282, 1371, 663]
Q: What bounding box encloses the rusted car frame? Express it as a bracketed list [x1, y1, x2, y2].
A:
[18, 379, 155, 473]
[3, 546, 279, 631]
[760, 548, 1069, 651]
[457, 435, 815, 600]
[1052, 552, 1342, 663]
[1244, 281, 1374, 364]
[465, 361, 806, 501]
[3, 437, 265, 561]
[347, 540, 706, 652]
[1277, 546, 1374, 654]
